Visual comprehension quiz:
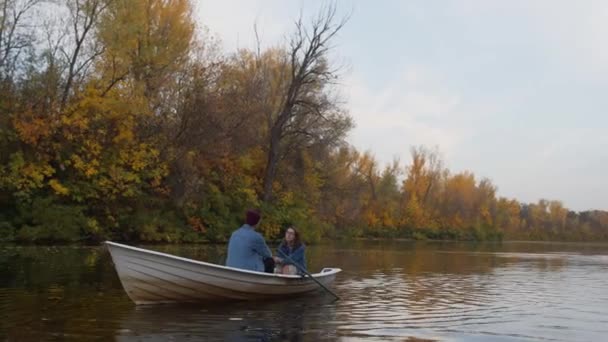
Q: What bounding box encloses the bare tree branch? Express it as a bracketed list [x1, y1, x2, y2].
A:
[261, 2, 351, 202]
[60, 0, 106, 109]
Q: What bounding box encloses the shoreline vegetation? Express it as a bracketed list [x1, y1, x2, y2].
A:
[4, 237, 608, 248]
[1, 1, 607, 245]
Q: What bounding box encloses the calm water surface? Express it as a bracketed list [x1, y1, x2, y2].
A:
[1, 241, 607, 341]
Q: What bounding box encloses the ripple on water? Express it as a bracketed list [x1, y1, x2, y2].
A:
[2, 244, 608, 341]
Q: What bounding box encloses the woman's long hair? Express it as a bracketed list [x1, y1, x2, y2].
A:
[282, 226, 302, 249]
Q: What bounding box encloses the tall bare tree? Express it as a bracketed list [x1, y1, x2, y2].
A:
[0, 0, 39, 81]
[261, 4, 352, 202]
[60, 0, 107, 109]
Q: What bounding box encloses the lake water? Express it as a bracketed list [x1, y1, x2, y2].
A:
[1, 241, 607, 341]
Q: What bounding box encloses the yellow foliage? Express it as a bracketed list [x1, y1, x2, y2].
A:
[49, 179, 70, 196]
[480, 206, 493, 226]
[8, 154, 55, 192]
[98, 0, 195, 101]
[381, 211, 395, 228]
[114, 124, 135, 143]
[85, 166, 98, 177]
[403, 194, 426, 228]
[258, 220, 281, 239]
[364, 209, 380, 227]
[450, 213, 465, 230]
[13, 112, 53, 146]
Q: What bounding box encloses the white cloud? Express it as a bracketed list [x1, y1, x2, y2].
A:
[195, 1, 474, 166]
[447, 0, 608, 77]
[345, 66, 471, 165]
[195, 0, 294, 51]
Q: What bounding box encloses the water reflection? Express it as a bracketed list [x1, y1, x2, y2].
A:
[329, 242, 608, 341]
[115, 297, 337, 341]
[1, 241, 608, 341]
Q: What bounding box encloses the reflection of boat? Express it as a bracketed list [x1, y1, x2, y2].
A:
[114, 296, 337, 341]
[105, 241, 341, 304]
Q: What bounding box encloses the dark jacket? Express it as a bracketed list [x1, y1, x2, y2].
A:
[277, 242, 306, 271]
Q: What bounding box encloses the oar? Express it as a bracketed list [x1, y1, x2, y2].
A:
[277, 249, 340, 301]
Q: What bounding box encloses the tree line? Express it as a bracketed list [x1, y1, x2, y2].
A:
[0, 0, 606, 243]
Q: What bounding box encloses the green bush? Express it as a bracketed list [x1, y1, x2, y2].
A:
[128, 208, 188, 243]
[412, 231, 428, 240]
[0, 221, 16, 242]
[16, 197, 88, 243]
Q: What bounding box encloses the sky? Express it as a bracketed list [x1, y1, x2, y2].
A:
[195, 0, 608, 211]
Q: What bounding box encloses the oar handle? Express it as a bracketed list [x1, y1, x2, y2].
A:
[277, 249, 340, 301]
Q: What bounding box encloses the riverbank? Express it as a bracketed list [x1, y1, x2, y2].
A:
[3, 234, 607, 247]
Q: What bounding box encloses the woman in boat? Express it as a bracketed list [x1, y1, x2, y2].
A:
[274, 226, 306, 275]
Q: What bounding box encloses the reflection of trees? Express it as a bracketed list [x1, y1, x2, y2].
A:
[329, 240, 576, 336]
[0, 246, 131, 340]
[1, 241, 603, 340]
[323, 241, 503, 277]
[0, 246, 124, 289]
[0, 245, 338, 340]
[315, 240, 571, 277]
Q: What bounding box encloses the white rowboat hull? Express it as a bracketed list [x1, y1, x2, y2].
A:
[105, 241, 341, 304]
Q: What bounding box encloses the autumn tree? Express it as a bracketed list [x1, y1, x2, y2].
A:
[401, 146, 445, 230]
[1, 1, 607, 243]
[259, 4, 353, 202]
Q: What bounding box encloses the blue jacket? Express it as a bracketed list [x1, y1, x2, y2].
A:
[226, 224, 272, 272]
[277, 242, 306, 271]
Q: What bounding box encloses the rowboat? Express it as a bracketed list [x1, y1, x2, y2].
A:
[105, 241, 341, 304]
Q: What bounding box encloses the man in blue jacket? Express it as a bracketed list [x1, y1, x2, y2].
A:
[226, 209, 274, 273]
